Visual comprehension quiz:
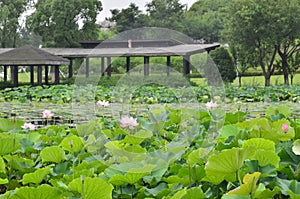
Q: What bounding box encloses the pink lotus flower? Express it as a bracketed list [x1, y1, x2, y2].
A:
[205, 101, 218, 110]
[22, 122, 36, 130]
[96, 100, 110, 107]
[42, 110, 54, 119]
[282, 123, 289, 133]
[119, 115, 139, 129]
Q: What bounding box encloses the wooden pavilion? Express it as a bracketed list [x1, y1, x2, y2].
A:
[0, 45, 70, 87]
[0, 40, 220, 86]
[44, 39, 220, 78]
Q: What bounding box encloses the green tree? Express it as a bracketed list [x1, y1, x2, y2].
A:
[145, 0, 186, 31]
[210, 47, 236, 84]
[183, 0, 229, 43]
[109, 3, 146, 33]
[27, 0, 102, 47]
[273, 0, 300, 85]
[0, 0, 31, 47]
[230, 45, 258, 87]
[226, 0, 300, 86]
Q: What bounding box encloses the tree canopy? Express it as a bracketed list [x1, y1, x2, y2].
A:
[226, 0, 300, 86]
[27, 0, 102, 47]
[0, 0, 31, 47]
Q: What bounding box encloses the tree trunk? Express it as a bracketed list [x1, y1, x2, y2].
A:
[239, 75, 242, 87]
[281, 56, 289, 85]
[264, 74, 271, 86]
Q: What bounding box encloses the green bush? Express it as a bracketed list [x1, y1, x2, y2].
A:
[210, 47, 236, 83]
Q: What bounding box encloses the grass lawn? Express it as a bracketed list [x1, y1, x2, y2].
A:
[191, 74, 300, 86]
[3, 71, 300, 87]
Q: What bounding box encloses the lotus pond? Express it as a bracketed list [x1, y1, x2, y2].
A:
[0, 85, 300, 198]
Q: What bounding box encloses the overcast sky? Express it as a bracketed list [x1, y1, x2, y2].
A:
[97, 0, 198, 21]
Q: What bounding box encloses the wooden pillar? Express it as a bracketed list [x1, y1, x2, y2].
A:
[107, 57, 111, 77]
[183, 55, 190, 76]
[10, 66, 13, 82]
[86, 57, 89, 78]
[54, 65, 59, 84]
[126, 57, 130, 74]
[69, 59, 73, 78]
[37, 65, 42, 86]
[144, 56, 150, 76]
[3, 66, 7, 82]
[166, 56, 171, 76]
[45, 65, 49, 85]
[101, 57, 105, 76]
[13, 66, 18, 87]
[30, 66, 34, 86]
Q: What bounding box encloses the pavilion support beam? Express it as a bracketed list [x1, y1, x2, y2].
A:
[13, 66, 18, 87]
[54, 65, 60, 84]
[10, 66, 13, 82]
[69, 59, 73, 78]
[3, 66, 7, 82]
[86, 57, 89, 78]
[144, 56, 150, 76]
[126, 57, 130, 74]
[166, 56, 171, 76]
[37, 65, 42, 86]
[183, 55, 190, 76]
[45, 65, 49, 85]
[30, 66, 34, 86]
[107, 57, 111, 77]
[101, 57, 105, 76]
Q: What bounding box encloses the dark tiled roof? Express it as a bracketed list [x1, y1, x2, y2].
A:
[0, 45, 70, 66]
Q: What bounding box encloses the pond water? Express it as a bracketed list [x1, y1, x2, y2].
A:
[1, 101, 300, 128]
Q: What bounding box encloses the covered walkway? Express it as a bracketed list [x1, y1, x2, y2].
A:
[0, 40, 220, 86]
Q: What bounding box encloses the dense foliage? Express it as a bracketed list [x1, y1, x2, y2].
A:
[0, 102, 300, 198]
[209, 47, 236, 83]
[0, 0, 32, 48]
[26, 0, 102, 47]
[1, 85, 300, 104]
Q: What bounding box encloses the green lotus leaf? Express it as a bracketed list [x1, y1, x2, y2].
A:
[254, 183, 281, 199]
[266, 105, 291, 118]
[222, 194, 250, 199]
[0, 118, 23, 132]
[109, 164, 155, 185]
[76, 120, 97, 137]
[68, 177, 113, 199]
[59, 135, 83, 153]
[122, 130, 152, 145]
[10, 184, 63, 199]
[0, 178, 8, 185]
[227, 172, 261, 195]
[242, 138, 279, 167]
[0, 156, 5, 173]
[271, 119, 294, 142]
[5, 155, 35, 173]
[170, 188, 187, 199]
[225, 111, 247, 124]
[292, 139, 300, 155]
[254, 150, 280, 167]
[183, 187, 206, 199]
[204, 147, 255, 184]
[0, 137, 21, 156]
[219, 124, 241, 137]
[144, 183, 169, 197]
[40, 146, 65, 163]
[187, 148, 209, 166]
[242, 138, 275, 151]
[22, 167, 51, 185]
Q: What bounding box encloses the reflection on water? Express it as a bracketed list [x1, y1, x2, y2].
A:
[1, 102, 300, 128]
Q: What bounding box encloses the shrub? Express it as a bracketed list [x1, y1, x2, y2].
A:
[209, 47, 236, 83]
